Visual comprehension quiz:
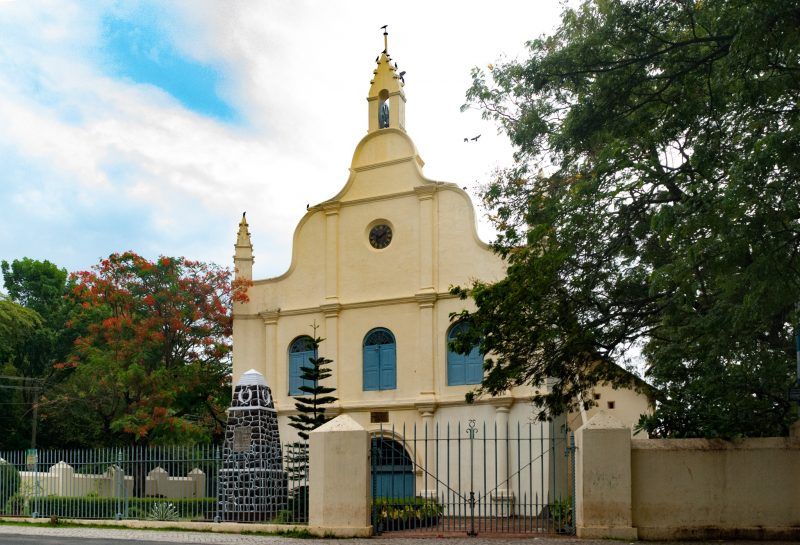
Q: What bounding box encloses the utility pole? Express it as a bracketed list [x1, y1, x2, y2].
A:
[30, 378, 40, 449]
[0, 375, 44, 448]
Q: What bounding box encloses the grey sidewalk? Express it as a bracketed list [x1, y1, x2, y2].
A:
[1, 525, 800, 545]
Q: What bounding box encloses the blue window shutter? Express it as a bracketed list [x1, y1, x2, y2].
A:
[290, 350, 316, 395]
[448, 349, 466, 386]
[289, 352, 303, 395]
[448, 322, 483, 386]
[364, 345, 380, 391]
[379, 343, 396, 390]
[465, 345, 483, 385]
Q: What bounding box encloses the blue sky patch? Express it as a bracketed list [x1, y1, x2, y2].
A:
[99, 8, 237, 122]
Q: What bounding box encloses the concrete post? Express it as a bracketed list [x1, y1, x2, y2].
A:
[574, 411, 638, 540]
[309, 415, 372, 534]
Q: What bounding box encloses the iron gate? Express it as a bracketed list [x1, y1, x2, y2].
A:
[370, 419, 575, 536]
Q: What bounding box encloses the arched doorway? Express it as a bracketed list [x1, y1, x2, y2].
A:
[371, 435, 414, 499]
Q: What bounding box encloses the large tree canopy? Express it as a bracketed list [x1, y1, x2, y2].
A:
[1, 258, 73, 379]
[0, 259, 73, 450]
[42, 252, 248, 446]
[458, 0, 799, 437]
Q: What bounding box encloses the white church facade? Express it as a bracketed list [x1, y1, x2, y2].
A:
[230, 40, 650, 451]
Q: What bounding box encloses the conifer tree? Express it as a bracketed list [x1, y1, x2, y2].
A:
[285, 328, 337, 521]
[288, 332, 338, 440]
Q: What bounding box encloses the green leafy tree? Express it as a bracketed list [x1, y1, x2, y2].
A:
[2, 258, 68, 317]
[0, 259, 74, 449]
[0, 297, 44, 449]
[0, 298, 43, 352]
[458, 0, 799, 437]
[1, 258, 74, 377]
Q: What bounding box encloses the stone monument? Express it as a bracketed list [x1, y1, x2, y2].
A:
[219, 369, 286, 521]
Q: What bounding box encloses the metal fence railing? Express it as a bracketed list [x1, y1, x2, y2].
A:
[282, 441, 309, 524]
[370, 420, 575, 536]
[0, 442, 310, 524]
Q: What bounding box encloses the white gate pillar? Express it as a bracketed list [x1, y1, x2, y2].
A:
[574, 411, 638, 539]
[309, 415, 372, 535]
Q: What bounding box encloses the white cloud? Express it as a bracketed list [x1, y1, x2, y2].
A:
[0, 1, 563, 277]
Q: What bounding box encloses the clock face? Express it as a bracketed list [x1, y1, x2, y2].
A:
[369, 224, 393, 249]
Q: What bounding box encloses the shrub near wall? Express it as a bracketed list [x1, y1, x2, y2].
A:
[373, 497, 443, 531]
[30, 496, 216, 520]
[0, 462, 21, 509]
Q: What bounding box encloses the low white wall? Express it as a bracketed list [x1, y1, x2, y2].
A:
[145, 467, 206, 498]
[18, 463, 205, 499]
[19, 462, 133, 497]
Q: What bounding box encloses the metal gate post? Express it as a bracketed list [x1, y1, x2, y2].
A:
[466, 420, 477, 537]
[115, 449, 123, 520]
[567, 432, 576, 535]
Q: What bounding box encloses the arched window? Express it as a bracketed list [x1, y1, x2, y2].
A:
[371, 435, 414, 498]
[288, 336, 316, 396]
[378, 89, 390, 129]
[447, 322, 483, 386]
[363, 328, 396, 391]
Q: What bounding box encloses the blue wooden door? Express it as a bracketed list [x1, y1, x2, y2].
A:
[371, 437, 414, 499]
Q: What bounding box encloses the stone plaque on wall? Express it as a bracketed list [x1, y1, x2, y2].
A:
[233, 426, 252, 453]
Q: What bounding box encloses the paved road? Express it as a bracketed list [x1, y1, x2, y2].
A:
[1, 526, 799, 545]
[0, 526, 308, 545]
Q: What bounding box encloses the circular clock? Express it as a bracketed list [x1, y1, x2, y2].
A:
[369, 223, 393, 249]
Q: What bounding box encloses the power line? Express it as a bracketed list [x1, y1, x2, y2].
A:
[0, 375, 44, 382]
[0, 384, 41, 391]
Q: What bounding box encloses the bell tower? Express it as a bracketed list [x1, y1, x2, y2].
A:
[367, 28, 406, 133]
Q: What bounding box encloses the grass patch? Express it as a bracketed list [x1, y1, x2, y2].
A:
[0, 518, 327, 538]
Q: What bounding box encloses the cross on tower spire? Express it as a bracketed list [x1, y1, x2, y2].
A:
[367, 27, 406, 133]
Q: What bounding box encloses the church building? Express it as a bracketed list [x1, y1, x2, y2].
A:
[230, 37, 649, 448]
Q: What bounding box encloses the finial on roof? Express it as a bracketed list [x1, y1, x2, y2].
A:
[381, 24, 388, 53]
[236, 211, 252, 248]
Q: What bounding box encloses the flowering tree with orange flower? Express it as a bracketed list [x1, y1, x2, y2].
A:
[42, 252, 250, 448]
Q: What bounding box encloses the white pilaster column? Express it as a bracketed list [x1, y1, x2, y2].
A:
[414, 185, 436, 293]
[415, 293, 437, 400]
[416, 404, 437, 498]
[260, 311, 279, 396]
[414, 185, 438, 401]
[321, 303, 341, 397]
[493, 400, 514, 516]
[495, 405, 510, 490]
[323, 203, 340, 303]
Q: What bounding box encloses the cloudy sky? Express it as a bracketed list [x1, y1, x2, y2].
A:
[0, 1, 563, 279]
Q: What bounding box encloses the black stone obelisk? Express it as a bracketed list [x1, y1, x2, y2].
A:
[219, 369, 286, 521]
